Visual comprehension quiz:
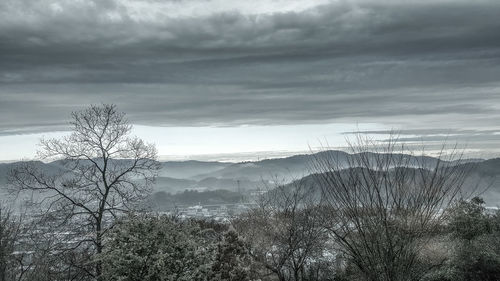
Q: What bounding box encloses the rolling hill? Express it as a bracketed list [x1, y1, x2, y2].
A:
[0, 151, 497, 205]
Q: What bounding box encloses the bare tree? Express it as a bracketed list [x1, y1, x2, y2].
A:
[234, 180, 330, 281]
[0, 203, 53, 281]
[0, 205, 22, 281]
[311, 135, 474, 281]
[9, 104, 160, 280]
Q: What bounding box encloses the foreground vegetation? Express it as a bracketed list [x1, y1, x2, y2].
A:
[2, 196, 500, 281]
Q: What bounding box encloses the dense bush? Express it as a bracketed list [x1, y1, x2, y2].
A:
[210, 230, 253, 281]
[98, 215, 214, 281]
[424, 197, 500, 281]
[97, 215, 255, 281]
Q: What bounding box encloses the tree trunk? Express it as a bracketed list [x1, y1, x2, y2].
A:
[95, 221, 103, 281]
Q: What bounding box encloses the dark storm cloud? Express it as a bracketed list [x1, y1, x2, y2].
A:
[2, 0, 500, 83]
[1, 83, 499, 134]
[1, 0, 500, 139]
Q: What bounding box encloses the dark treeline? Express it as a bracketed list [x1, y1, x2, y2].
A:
[1, 105, 498, 281]
[148, 189, 244, 210]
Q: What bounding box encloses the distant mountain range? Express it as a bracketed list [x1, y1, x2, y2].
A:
[1, 151, 499, 204]
[171, 150, 484, 182]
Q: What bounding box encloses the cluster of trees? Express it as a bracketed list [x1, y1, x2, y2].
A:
[3, 196, 500, 281]
[1, 104, 499, 281]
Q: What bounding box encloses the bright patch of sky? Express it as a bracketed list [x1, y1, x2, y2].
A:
[0, 122, 387, 162]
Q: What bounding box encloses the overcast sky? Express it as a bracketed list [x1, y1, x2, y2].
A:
[1, 0, 500, 161]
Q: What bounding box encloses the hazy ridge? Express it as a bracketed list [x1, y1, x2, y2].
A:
[1, 151, 498, 207]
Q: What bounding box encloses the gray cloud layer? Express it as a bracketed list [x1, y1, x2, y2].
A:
[1, 0, 500, 151]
